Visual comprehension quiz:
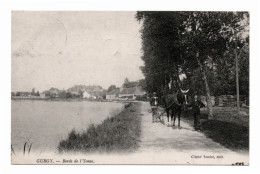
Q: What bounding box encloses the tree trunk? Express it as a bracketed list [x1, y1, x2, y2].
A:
[196, 53, 214, 119]
[170, 74, 174, 91]
[165, 74, 169, 93]
[174, 64, 182, 88]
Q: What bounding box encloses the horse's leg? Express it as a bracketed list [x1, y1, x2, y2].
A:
[166, 109, 170, 124]
[178, 108, 181, 127]
[152, 108, 155, 123]
[173, 110, 176, 127]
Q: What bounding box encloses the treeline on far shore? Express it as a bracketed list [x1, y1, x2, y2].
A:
[11, 96, 148, 102]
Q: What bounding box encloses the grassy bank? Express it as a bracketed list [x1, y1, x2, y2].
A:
[182, 108, 249, 152]
[58, 102, 142, 153]
[200, 120, 249, 151]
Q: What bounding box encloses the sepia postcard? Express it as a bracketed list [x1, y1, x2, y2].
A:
[11, 11, 249, 165]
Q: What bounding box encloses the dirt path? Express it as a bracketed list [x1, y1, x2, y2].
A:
[135, 102, 249, 165]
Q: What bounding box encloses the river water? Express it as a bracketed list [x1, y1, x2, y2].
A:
[11, 100, 124, 154]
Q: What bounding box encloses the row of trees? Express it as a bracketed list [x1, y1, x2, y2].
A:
[11, 88, 40, 97]
[136, 11, 249, 118]
[44, 91, 80, 99]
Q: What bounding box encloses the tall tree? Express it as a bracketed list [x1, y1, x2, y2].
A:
[123, 78, 139, 88]
[31, 88, 36, 96]
[136, 12, 184, 99]
[136, 11, 248, 119]
[107, 85, 117, 92]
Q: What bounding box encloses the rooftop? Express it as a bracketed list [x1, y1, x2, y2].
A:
[120, 86, 145, 95]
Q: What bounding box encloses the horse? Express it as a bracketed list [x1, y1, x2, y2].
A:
[163, 88, 189, 127]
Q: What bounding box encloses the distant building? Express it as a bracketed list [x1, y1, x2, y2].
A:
[84, 86, 104, 99]
[86, 85, 103, 93]
[15, 91, 31, 97]
[83, 91, 91, 99]
[40, 93, 46, 98]
[119, 86, 146, 100]
[42, 88, 66, 98]
[106, 88, 120, 101]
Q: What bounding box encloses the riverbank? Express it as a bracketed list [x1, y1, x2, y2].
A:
[58, 102, 142, 153]
[11, 97, 105, 102]
[11, 97, 140, 103]
[12, 100, 125, 154]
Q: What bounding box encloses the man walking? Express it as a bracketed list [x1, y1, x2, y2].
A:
[150, 92, 159, 123]
[189, 95, 205, 131]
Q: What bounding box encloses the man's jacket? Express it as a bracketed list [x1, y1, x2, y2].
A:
[150, 97, 159, 106]
[189, 100, 205, 114]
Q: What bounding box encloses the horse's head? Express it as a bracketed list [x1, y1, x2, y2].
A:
[179, 88, 190, 105]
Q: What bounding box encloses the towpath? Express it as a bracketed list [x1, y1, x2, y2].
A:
[135, 102, 248, 165]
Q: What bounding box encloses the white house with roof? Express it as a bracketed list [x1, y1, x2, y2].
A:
[83, 91, 91, 98]
[106, 88, 120, 101]
[82, 91, 97, 99]
[118, 86, 146, 100]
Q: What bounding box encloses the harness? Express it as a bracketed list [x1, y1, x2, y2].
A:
[166, 100, 176, 109]
[166, 93, 181, 108]
[159, 93, 183, 115]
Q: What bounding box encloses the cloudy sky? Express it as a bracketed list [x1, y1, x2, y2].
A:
[11, 11, 144, 92]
